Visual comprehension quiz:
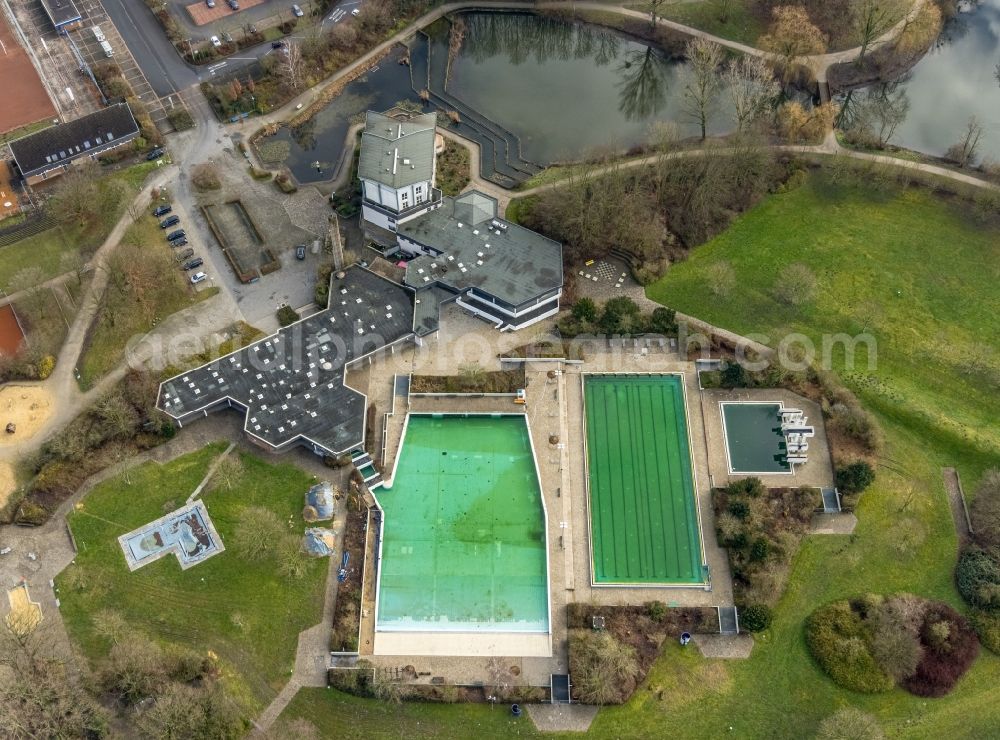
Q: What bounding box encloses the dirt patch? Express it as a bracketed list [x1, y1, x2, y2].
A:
[0, 462, 15, 510]
[0, 384, 54, 444]
[0, 304, 26, 355]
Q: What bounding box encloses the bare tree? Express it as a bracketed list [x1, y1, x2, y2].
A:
[946, 116, 983, 167]
[232, 506, 285, 561]
[49, 161, 102, 227]
[853, 0, 906, 64]
[211, 452, 245, 491]
[723, 55, 780, 134]
[681, 37, 723, 140]
[773, 263, 818, 306]
[617, 46, 670, 121]
[281, 41, 305, 91]
[648, 0, 667, 29]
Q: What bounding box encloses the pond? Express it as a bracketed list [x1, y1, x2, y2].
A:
[440, 12, 735, 165]
[889, 0, 1000, 161]
[266, 11, 735, 186]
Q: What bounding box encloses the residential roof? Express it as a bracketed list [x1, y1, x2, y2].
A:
[9, 104, 138, 178]
[400, 191, 563, 308]
[39, 0, 81, 27]
[157, 266, 415, 456]
[358, 110, 436, 190]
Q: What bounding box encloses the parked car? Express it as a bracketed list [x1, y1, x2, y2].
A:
[174, 248, 195, 261]
[271, 40, 285, 49]
[152, 204, 171, 217]
[146, 147, 165, 161]
[159, 215, 180, 228]
[210, 35, 221, 47]
[183, 258, 204, 271]
[190, 272, 208, 285]
[171, 238, 189, 248]
[291, 3, 303, 17]
[351, 7, 360, 16]
[166, 229, 186, 242]
[222, 31, 233, 43]
[92, 25, 105, 42]
[227, 0, 238, 9]
[206, 0, 215, 6]
[295, 244, 306, 260]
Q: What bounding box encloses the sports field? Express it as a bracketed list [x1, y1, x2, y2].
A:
[584, 374, 704, 585]
[0, 16, 56, 134]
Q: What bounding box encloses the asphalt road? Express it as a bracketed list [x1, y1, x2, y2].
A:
[103, 0, 361, 97]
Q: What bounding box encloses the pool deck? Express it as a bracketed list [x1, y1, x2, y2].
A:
[345, 306, 737, 683]
[701, 388, 834, 489]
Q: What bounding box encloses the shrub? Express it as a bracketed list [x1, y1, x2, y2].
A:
[836, 461, 875, 495]
[805, 601, 894, 693]
[725, 477, 765, 498]
[969, 609, 1000, 654]
[191, 164, 221, 191]
[955, 547, 1000, 611]
[277, 304, 300, 327]
[568, 629, 640, 704]
[816, 707, 884, 740]
[36, 355, 55, 379]
[646, 601, 667, 623]
[969, 468, 1000, 551]
[740, 604, 772, 632]
[720, 361, 749, 388]
[728, 499, 751, 520]
[572, 297, 597, 323]
[902, 603, 979, 697]
[168, 108, 195, 131]
[772, 263, 818, 306]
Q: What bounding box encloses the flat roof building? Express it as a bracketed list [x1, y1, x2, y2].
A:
[9, 103, 139, 184]
[359, 110, 563, 331]
[157, 266, 416, 457]
[39, 0, 83, 32]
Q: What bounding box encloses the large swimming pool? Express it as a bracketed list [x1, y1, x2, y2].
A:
[374, 414, 549, 633]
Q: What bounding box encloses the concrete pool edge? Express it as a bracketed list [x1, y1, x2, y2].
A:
[580, 372, 710, 589]
[370, 412, 553, 656]
[719, 401, 794, 477]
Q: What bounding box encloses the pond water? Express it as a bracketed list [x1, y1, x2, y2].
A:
[890, 0, 1000, 161]
[444, 12, 735, 164]
[262, 46, 416, 183]
[268, 12, 736, 184]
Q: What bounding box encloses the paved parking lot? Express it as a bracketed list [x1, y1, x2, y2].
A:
[185, 0, 266, 27]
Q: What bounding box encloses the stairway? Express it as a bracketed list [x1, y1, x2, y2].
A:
[350, 449, 383, 490]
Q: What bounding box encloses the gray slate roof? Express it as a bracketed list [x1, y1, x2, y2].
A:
[9, 104, 138, 178]
[157, 267, 415, 456]
[358, 111, 435, 189]
[40, 0, 81, 26]
[400, 191, 563, 308]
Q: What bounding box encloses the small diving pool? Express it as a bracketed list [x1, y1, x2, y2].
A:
[720, 403, 791, 475]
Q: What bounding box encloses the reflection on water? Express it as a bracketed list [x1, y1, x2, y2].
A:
[447, 12, 734, 162]
[889, 0, 1000, 160]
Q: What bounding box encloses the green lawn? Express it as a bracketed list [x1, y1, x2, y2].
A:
[58, 445, 327, 710]
[647, 171, 1000, 462]
[0, 161, 160, 294]
[77, 214, 218, 389]
[275, 170, 1000, 737]
[656, 0, 764, 47]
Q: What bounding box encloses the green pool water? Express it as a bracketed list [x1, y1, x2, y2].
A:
[375, 415, 549, 632]
[721, 403, 791, 474]
[584, 374, 704, 585]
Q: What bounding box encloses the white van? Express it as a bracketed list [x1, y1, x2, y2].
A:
[100, 40, 114, 57]
[92, 25, 105, 42]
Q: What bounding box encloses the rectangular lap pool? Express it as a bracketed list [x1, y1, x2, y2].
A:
[720, 402, 791, 474]
[375, 414, 549, 633]
[583, 374, 705, 586]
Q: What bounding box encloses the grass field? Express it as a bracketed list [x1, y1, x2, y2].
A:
[77, 214, 218, 389]
[0, 161, 160, 294]
[648, 171, 1000, 463]
[584, 374, 703, 584]
[276, 169, 1000, 737]
[58, 445, 327, 711]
